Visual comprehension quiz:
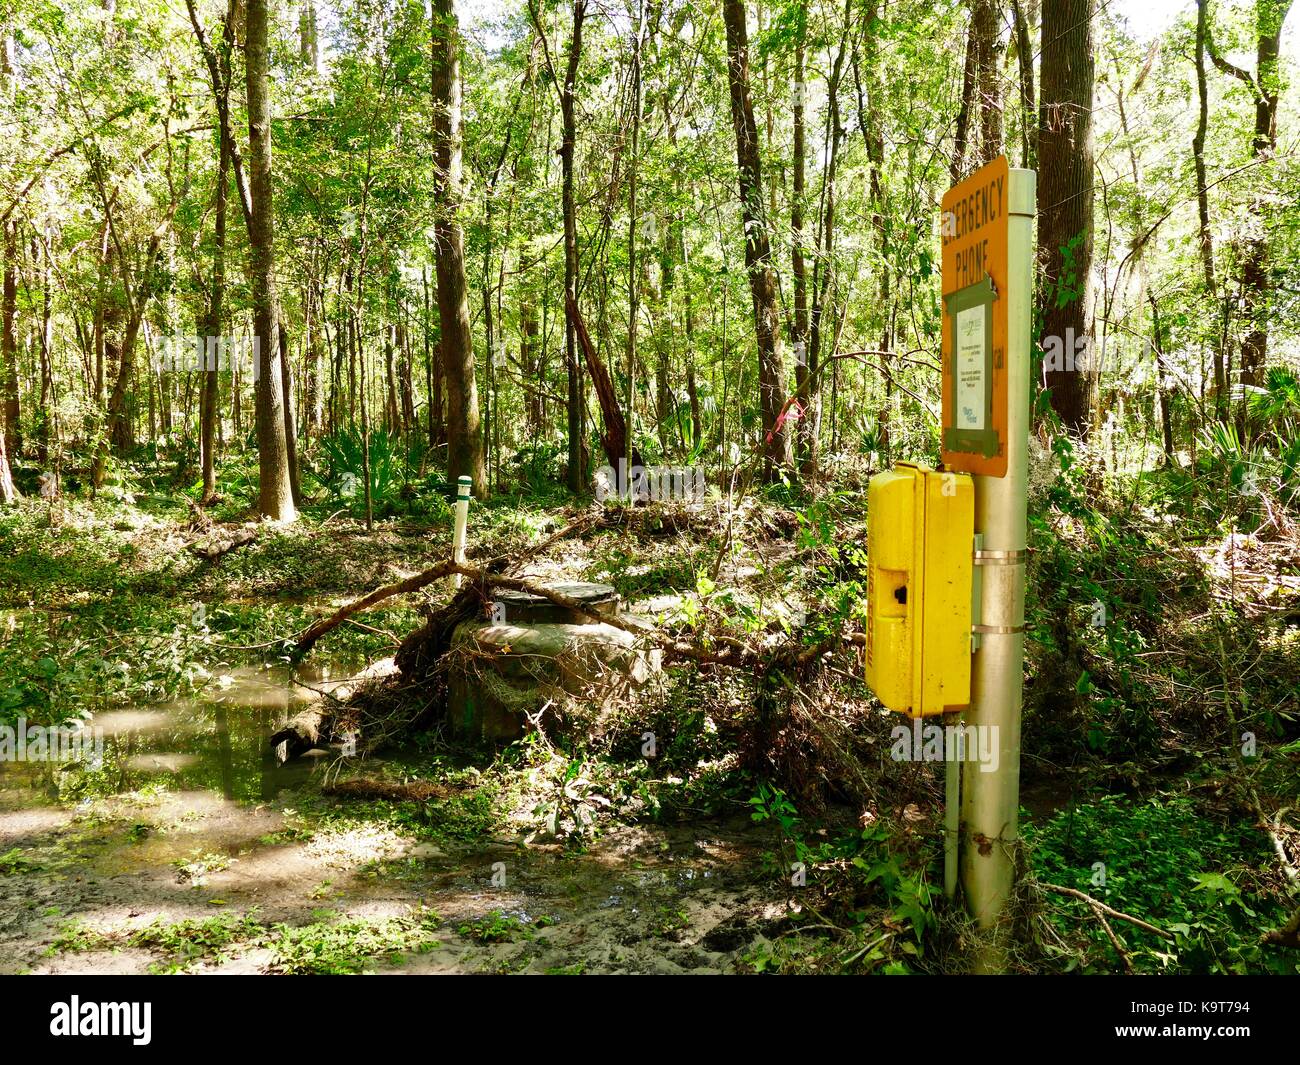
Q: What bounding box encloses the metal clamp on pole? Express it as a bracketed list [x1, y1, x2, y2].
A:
[973, 548, 1030, 565]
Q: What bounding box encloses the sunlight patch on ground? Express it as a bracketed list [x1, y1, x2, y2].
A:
[305, 822, 412, 869]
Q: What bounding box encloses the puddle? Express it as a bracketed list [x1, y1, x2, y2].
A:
[0, 663, 792, 975]
[0, 664, 348, 809]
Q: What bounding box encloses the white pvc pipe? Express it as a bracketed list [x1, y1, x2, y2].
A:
[451, 475, 472, 589]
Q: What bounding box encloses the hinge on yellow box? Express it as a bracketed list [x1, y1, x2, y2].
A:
[970, 534, 984, 653]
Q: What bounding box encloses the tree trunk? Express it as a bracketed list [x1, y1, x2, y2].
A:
[627, 1, 644, 469]
[1037, 0, 1095, 436]
[722, 0, 791, 479]
[278, 318, 302, 507]
[1010, 0, 1036, 168]
[201, 127, 228, 504]
[422, 266, 444, 447]
[973, 0, 1004, 162]
[298, 2, 319, 72]
[952, 14, 978, 182]
[431, 0, 487, 497]
[304, 278, 323, 439]
[1148, 294, 1175, 463]
[246, 0, 297, 522]
[556, 0, 588, 491]
[1193, 0, 1224, 419]
[1235, 0, 1294, 393]
[37, 229, 52, 464]
[103, 229, 167, 458]
[568, 293, 640, 470]
[397, 312, 415, 433]
[0, 32, 15, 461]
[791, 28, 813, 475]
[2, 220, 18, 459]
[521, 302, 541, 433]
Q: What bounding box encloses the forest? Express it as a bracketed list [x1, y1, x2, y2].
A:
[0, 0, 1297, 981]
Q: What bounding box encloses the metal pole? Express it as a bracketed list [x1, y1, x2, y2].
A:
[959, 168, 1035, 971]
[451, 474, 472, 589]
[944, 711, 960, 899]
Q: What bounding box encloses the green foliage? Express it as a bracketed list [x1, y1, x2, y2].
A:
[1025, 795, 1296, 974]
[455, 911, 554, 943]
[0, 847, 39, 875]
[129, 913, 266, 973]
[265, 909, 442, 974]
[748, 784, 939, 973]
[1026, 438, 1178, 757]
[319, 428, 403, 513]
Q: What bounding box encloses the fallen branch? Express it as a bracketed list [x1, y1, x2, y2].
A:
[296, 558, 749, 669]
[1261, 901, 1300, 948]
[190, 525, 258, 561]
[269, 701, 331, 763]
[323, 778, 453, 802]
[1259, 806, 1299, 886]
[1039, 883, 1174, 940]
[270, 659, 400, 761]
[293, 516, 593, 658]
[1092, 904, 1135, 974]
[295, 559, 460, 657]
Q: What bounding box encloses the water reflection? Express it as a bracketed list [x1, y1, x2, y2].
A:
[0, 663, 355, 809]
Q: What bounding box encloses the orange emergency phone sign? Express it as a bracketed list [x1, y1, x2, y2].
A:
[941, 155, 1009, 478]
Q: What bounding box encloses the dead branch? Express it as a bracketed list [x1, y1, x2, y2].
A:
[269, 701, 331, 762]
[190, 525, 258, 561]
[1040, 882, 1174, 940]
[293, 516, 593, 658]
[295, 559, 461, 657]
[1261, 901, 1300, 948]
[323, 778, 454, 802]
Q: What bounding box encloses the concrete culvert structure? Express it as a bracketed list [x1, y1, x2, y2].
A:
[444, 582, 662, 742]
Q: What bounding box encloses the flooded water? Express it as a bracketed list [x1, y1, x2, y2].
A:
[0, 666, 788, 975]
[0, 665, 328, 810]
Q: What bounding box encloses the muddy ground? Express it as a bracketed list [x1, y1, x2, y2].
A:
[0, 667, 795, 975]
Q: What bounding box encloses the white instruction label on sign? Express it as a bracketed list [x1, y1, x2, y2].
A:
[955, 303, 987, 431]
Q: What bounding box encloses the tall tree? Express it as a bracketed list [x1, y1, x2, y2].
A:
[1206, 0, 1295, 396]
[529, 0, 589, 492]
[1010, 0, 1036, 168]
[790, 7, 813, 474]
[201, 131, 227, 504]
[722, 0, 792, 478]
[245, 0, 297, 521]
[1, 219, 16, 459]
[1193, 0, 1225, 416]
[199, 3, 235, 505]
[973, 0, 1004, 162]
[431, 0, 487, 496]
[0, 27, 16, 461]
[0, 424, 16, 503]
[1038, 0, 1095, 435]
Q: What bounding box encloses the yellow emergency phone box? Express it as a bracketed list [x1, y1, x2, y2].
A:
[865, 462, 974, 717]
